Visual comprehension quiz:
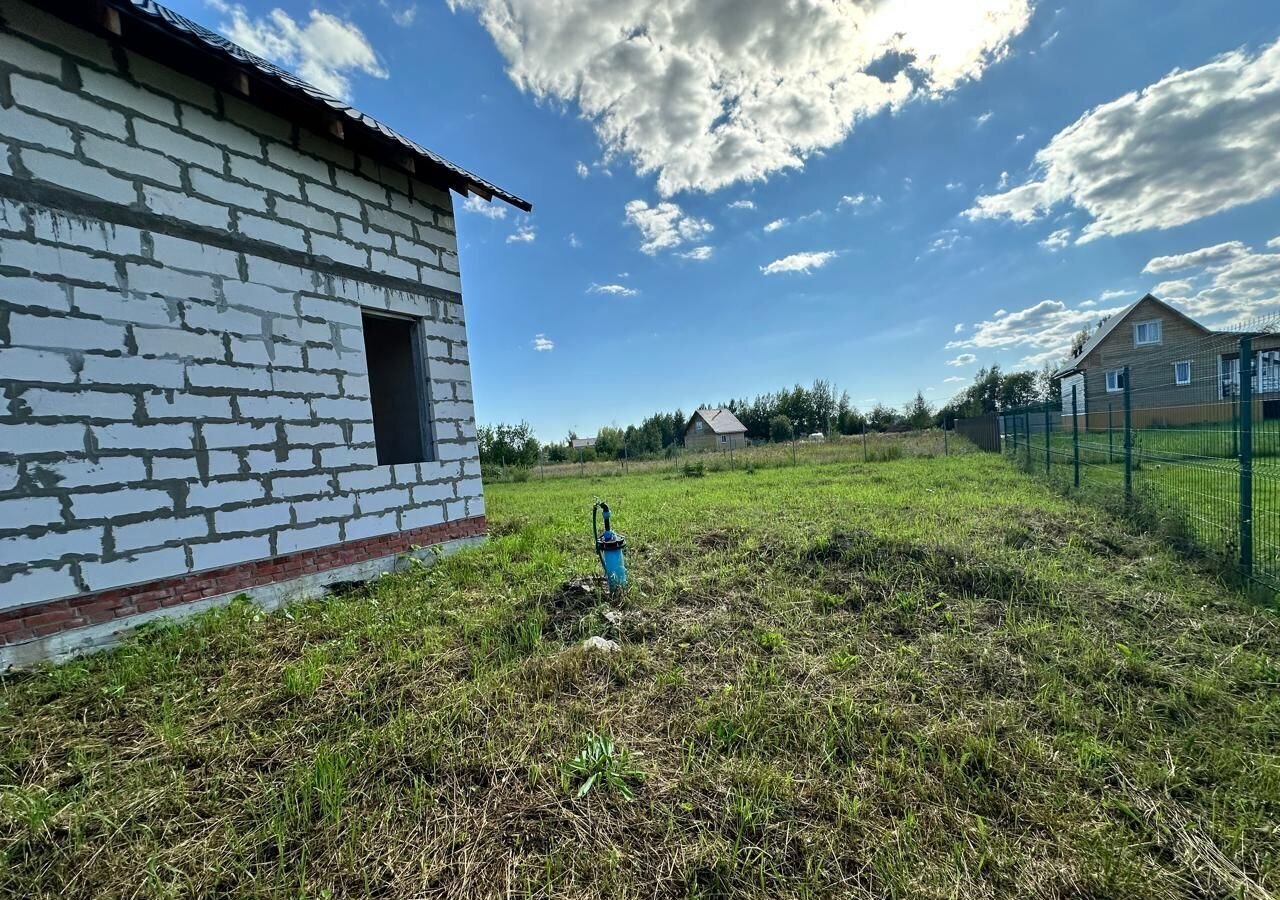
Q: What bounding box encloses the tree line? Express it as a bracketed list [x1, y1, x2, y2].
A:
[478, 356, 1078, 468]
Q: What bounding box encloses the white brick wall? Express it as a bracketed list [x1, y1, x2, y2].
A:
[0, 0, 483, 614]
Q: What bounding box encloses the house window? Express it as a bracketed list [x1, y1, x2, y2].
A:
[1105, 368, 1126, 392]
[361, 311, 432, 466]
[1221, 356, 1240, 398]
[1174, 360, 1191, 386]
[1134, 320, 1162, 346]
[1260, 350, 1280, 393]
[695, 420, 704, 434]
[719, 434, 727, 444]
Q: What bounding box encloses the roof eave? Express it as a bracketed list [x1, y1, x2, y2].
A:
[66, 1, 531, 212]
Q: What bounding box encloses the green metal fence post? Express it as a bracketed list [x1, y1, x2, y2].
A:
[1107, 403, 1113, 464]
[944, 422, 949, 456]
[1239, 335, 1253, 580]
[1044, 400, 1051, 475]
[1072, 385, 1080, 488]
[1024, 410, 1031, 468]
[862, 425, 867, 463]
[1231, 398, 1238, 459]
[1123, 366, 1132, 503]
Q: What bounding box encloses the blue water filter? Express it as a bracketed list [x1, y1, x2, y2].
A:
[593, 502, 627, 589]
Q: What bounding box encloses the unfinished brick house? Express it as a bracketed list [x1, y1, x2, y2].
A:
[0, 0, 530, 665]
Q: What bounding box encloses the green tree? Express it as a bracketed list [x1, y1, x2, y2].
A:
[904, 391, 934, 431]
[769, 414, 794, 443]
[477, 422, 539, 467]
[594, 426, 624, 459]
[868, 403, 900, 432]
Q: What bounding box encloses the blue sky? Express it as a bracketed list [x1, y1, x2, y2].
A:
[180, 0, 1280, 441]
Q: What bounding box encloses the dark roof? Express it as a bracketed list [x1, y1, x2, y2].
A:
[54, 0, 530, 212]
[1053, 294, 1211, 377]
[690, 408, 747, 434]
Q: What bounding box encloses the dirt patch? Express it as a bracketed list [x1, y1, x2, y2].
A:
[1003, 509, 1141, 560]
[537, 576, 611, 638]
[801, 528, 1042, 603]
[694, 528, 739, 551]
[488, 516, 529, 538]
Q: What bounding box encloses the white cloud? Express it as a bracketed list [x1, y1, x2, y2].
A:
[760, 250, 837, 275]
[1079, 299, 1097, 307]
[507, 222, 536, 243]
[945, 181, 964, 191]
[1140, 237, 1280, 325]
[1017, 346, 1069, 368]
[728, 199, 755, 210]
[923, 230, 960, 255]
[450, 0, 1031, 195]
[974, 110, 994, 127]
[954, 322, 965, 333]
[946, 299, 1127, 367]
[568, 232, 582, 248]
[678, 245, 714, 260]
[461, 194, 507, 219]
[1039, 227, 1073, 251]
[1268, 236, 1280, 249]
[763, 218, 788, 233]
[967, 40, 1280, 242]
[532, 333, 554, 351]
[623, 200, 712, 254]
[947, 353, 977, 366]
[212, 2, 388, 100]
[588, 282, 639, 297]
[576, 161, 590, 178]
[1151, 278, 1195, 298]
[943, 375, 966, 383]
[1014, 132, 1026, 143]
[1143, 241, 1251, 274]
[384, 3, 417, 27]
[839, 193, 881, 210]
[1099, 288, 1136, 302]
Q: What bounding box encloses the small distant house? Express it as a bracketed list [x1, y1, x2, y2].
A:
[1054, 293, 1280, 429]
[570, 437, 597, 450]
[0, 0, 529, 665]
[684, 408, 747, 451]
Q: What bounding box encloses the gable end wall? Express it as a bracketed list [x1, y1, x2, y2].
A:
[0, 0, 484, 662]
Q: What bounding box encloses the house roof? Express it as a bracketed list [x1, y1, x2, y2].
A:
[53, 0, 530, 213]
[690, 408, 747, 434]
[1053, 294, 1211, 377]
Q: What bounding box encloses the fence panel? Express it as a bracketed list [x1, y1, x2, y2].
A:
[1003, 317, 1280, 596]
[955, 413, 1001, 452]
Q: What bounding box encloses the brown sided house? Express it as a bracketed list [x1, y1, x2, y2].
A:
[1054, 294, 1280, 429]
[684, 408, 747, 451]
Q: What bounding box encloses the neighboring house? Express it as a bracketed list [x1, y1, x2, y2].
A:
[569, 438, 597, 450]
[1054, 294, 1280, 428]
[0, 0, 529, 665]
[684, 408, 748, 451]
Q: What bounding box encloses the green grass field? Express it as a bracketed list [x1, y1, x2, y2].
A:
[1012, 425, 1280, 590]
[2, 454, 1278, 899]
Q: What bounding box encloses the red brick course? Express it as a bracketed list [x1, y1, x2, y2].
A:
[0, 516, 486, 648]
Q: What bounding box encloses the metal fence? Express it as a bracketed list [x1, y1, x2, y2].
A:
[1003, 316, 1280, 595]
[955, 413, 1001, 452]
